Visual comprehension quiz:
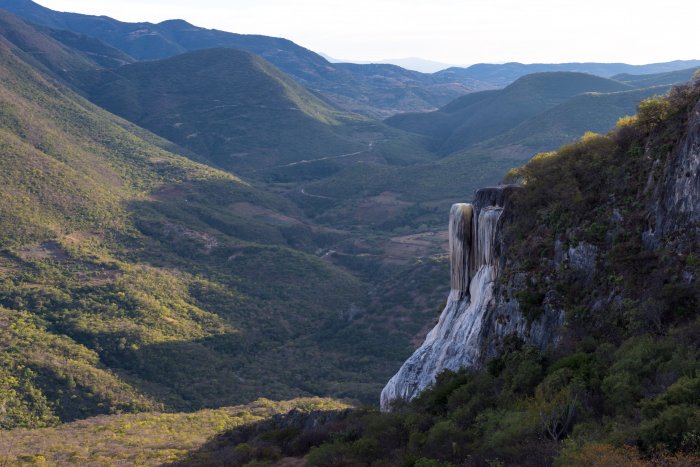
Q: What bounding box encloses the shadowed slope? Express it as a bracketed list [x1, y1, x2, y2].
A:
[387, 72, 632, 155]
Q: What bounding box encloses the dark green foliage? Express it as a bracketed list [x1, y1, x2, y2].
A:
[639, 376, 700, 452]
[183, 328, 699, 465]
[515, 289, 546, 323]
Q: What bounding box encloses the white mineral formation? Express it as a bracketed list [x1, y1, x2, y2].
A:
[380, 200, 504, 411]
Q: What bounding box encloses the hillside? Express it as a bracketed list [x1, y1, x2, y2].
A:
[0, 17, 440, 429]
[81, 47, 368, 173]
[0, 0, 492, 117]
[476, 85, 673, 155]
[292, 73, 654, 222]
[235, 71, 697, 238]
[387, 72, 632, 155]
[0, 8, 106, 80]
[167, 73, 700, 467]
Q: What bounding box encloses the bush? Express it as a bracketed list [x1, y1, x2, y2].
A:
[637, 96, 672, 131]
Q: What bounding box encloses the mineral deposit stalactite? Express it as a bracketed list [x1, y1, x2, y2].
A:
[449, 203, 473, 301]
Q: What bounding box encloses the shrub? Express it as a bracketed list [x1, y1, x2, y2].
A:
[638, 96, 672, 131]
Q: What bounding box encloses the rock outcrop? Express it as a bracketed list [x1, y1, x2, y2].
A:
[652, 99, 700, 237]
[380, 185, 563, 411]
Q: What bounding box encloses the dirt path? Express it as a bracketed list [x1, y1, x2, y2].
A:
[247, 141, 378, 175]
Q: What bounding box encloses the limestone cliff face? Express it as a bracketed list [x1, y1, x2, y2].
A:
[380, 186, 563, 411]
[651, 99, 700, 239]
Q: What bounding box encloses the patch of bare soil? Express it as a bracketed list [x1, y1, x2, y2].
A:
[353, 191, 413, 224]
[16, 241, 70, 261]
[76, 269, 122, 286]
[162, 222, 219, 254]
[150, 184, 187, 201]
[229, 202, 303, 227]
[273, 457, 306, 467]
[382, 230, 448, 264]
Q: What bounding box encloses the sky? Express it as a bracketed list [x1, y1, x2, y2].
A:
[38, 0, 700, 66]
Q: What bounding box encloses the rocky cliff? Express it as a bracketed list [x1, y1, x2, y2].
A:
[382, 81, 700, 412]
[381, 185, 563, 411]
[650, 98, 700, 239]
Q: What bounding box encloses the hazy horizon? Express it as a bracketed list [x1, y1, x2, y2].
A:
[34, 0, 700, 67]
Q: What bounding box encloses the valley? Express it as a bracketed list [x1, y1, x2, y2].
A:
[0, 0, 698, 465]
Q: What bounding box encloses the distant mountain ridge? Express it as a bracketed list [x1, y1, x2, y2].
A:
[0, 0, 491, 117]
[435, 60, 700, 87]
[612, 66, 700, 88]
[4, 0, 698, 119]
[322, 54, 455, 73]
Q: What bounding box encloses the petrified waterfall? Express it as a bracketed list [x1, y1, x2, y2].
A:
[449, 203, 472, 300]
[380, 191, 506, 411]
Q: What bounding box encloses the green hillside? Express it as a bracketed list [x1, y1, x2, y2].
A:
[81, 47, 368, 173]
[285, 73, 649, 231]
[0, 19, 435, 428]
[340, 72, 694, 228]
[387, 72, 632, 155]
[477, 85, 673, 154]
[0, 8, 100, 80]
[296, 84, 670, 229]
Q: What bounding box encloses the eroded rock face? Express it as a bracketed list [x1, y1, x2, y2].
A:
[380, 186, 563, 411]
[653, 100, 700, 236]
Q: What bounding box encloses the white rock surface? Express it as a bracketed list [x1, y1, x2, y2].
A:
[380, 202, 503, 411]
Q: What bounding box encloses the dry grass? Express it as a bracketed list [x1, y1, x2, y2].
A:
[0, 397, 350, 466]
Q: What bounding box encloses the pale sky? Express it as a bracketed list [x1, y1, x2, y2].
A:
[37, 0, 700, 65]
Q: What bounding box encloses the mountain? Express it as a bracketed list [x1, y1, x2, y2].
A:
[81, 47, 368, 174]
[4, 70, 699, 467]
[436, 59, 700, 87]
[3, 1, 698, 118]
[0, 8, 129, 81]
[0, 0, 492, 117]
[387, 72, 632, 155]
[0, 13, 446, 429]
[236, 70, 696, 239]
